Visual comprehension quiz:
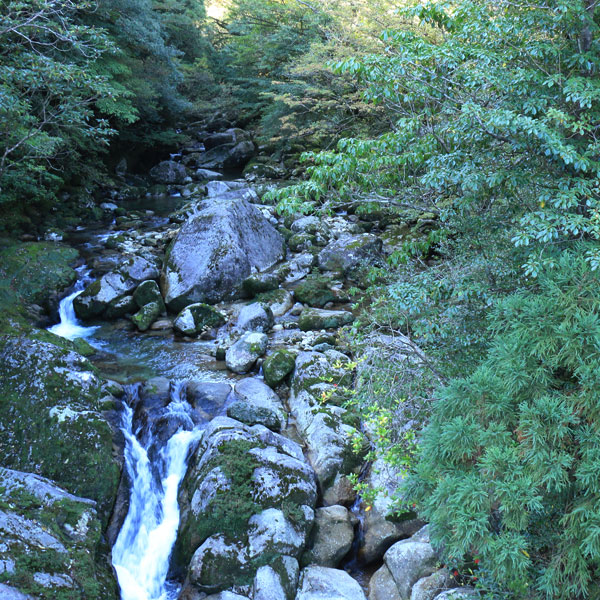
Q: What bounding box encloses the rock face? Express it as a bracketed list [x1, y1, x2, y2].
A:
[0, 335, 120, 519]
[150, 160, 188, 184]
[161, 198, 285, 311]
[177, 417, 317, 596]
[0, 467, 117, 599]
[296, 566, 367, 600]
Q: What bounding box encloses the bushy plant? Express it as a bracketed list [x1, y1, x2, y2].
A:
[407, 251, 600, 599]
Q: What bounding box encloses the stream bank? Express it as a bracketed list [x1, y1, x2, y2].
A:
[0, 123, 477, 600]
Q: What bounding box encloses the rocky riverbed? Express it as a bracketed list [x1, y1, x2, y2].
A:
[0, 125, 478, 600]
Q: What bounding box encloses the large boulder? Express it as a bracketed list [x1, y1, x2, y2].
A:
[318, 234, 383, 281]
[176, 418, 317, 595]
[230, 378, 286, 430]
[0, 468, 117, 599]
[296, 566, 367, 600]
[0, 335, 120, 519]
[149, 160, 188, 184]
[236, 302, 274, 333]
[73, 271, 137, 319]
[161, 198, 285, 311]
[302, 505, 354, 567]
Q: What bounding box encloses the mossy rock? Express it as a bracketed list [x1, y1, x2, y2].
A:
[288, 233, 315, 252]
[298, 308, 354, 331]
[0, 242, 78, 317]
[131, 301, 163, 331]
[242, 272, 281, 297]
[293, 275, 337, 308]
[133, 280, 164, 309]
[263, 350, 296, 388]
[173, 303, 227, 336]
[0, 334, 120, 522]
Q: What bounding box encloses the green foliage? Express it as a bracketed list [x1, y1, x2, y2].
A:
[407, 252, 600, 599]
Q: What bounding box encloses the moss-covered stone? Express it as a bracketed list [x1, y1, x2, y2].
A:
[293, 275, 337, 308]
[104, 295, 137, 319]
[298, 308, 354, 331]
[131, 301, 162, 331]
[288, 233, 315, 252]
[263, 349, 296, 388]
[133, 280, 164, 309]
[242, 272, 281, 297]
[173, 303, 227, 336]
[0, 335, 120, 522]
[0, 467, 118, 600]
[0, 241, 78, 318]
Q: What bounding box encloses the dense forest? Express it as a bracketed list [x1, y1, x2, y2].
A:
[2, 1, 600, 599]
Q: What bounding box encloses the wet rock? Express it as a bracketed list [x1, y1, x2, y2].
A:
[298, 308, 354, 331]
[74, 271, 137, 319]
[369, 564, 401, 600]
[302, 505, 354, 567]
[296, 566, 367, 600]
[411, 570, 452, 600]
[133, 280, 165, 309]
[236, 302, 274, 333]
[131, 300, 163, 331]
[384, 540, 437, 600]
[150, 160, 188, 184]
[174, 303, 227, 336]
[161, 198, 285, 311]
[187, 382, 232, 416]
[263, 349, 296, 388]
[225, 332, 268, 374]
[318, 234, 383, 280]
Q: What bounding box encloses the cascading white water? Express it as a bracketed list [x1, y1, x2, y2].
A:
[112, 382, 202, 600]
[48, 265, 99, 340]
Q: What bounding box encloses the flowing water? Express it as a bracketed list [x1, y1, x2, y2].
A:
[48, 266, 99, 341]
[112, 382, 203, 600]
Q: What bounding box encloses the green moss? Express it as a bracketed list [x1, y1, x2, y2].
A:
[263, 349, 296, 387]
[293, 275, 336, 308]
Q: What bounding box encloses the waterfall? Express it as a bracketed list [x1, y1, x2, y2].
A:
[48, 266, 99, 341]
[112, 382, 202, 600]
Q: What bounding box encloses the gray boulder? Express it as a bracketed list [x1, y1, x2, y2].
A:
[74, 271, 136, 319]
[225, 332, 268, 374]
[119, 255, 160, 282]
[150, 160, 188, 184]
[236, 302, 274, 333]
[195, 168, 223, 181]
[296, 566, 367, 600]
[232, 378, 286, 430]
[318, 234, 383, 279]
[302, 505, 354, 567]
[433, 589, 479, 600]
[161, 198, 285, 311]
[384, 541, 437, 600]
